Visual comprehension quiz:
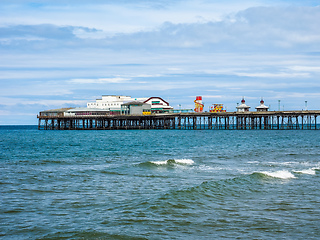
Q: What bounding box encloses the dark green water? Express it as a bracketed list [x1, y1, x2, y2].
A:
[1, 126, 320, 239]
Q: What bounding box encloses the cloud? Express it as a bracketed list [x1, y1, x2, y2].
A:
[69, 77, 131, 84]
[132, 6, 320, 51]
[0, 24, 76, 39]
[14, 5, 307, 54]
[201, 95, 223, 99]
[1, 6, 320, 53]
[235, 72, 310, 78]
[1, 2, 320, 124]
[0, 98, 87, 108]
[0, 0, 262, 34]
[288, 66, 320, 72]
[0, 24, 102, 51]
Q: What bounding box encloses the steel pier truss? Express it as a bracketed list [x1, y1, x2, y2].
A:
[38, 111, 320, 130]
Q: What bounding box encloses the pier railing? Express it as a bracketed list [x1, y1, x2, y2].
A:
[37, 111, 320, 130]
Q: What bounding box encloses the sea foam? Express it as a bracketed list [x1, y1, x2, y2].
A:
[260, 170, 296, 179]
[174, 159, 194, 165]
[150, 159, 194, 165]
[293, 169, 316, 175]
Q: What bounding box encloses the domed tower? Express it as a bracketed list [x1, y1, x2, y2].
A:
[236, 97, 250, 112]
[255, 98, 269, 112]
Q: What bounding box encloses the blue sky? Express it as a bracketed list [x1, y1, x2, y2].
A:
[1, 0, 320, 124]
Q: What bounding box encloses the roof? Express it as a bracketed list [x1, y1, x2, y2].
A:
[143, 97, 170, 106]
[122, 101, 149, 106]
[66, 107, 110, 112]
[256, 105, 269, 109]
[236, 104, 250, 109]
[40, 108, 73, 113]
[102, 95, 131, 97]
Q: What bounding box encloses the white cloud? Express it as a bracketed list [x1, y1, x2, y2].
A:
[235, 72, 310, 78]
[1, 2, 320, 124]
[0, 110, 11, 116]
[0, 0, 264, 35]
[289, 66, 320, 72]
[69, 77, 131, 84]
[167, 68, 182, 71]
[0, 98, 87, 107]
[130, 74, 162, 78]
[2, 6, 320, 53]
[201, 95, 223, 99]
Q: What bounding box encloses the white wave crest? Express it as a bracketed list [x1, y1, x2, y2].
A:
[150, 159, 194, 165]
[267, 161, 297, 166]
[198, 165, 228, 171]
[175, 159, 194, 165]
[261, 170, 296, 179]
[151, 160, 168, 165]
[293, 169, 316, 175]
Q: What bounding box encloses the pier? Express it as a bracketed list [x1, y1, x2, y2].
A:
[38, 111, 320, 130]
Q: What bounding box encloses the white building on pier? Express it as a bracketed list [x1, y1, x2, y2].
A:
[255, 99, 269, 112]
[236, 98, 250, 112]
[87, 95, 173, 114]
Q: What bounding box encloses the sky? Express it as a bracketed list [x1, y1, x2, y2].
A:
[1, 0, 320, 124]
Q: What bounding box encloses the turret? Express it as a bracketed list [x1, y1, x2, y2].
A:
[236, 97, 250, 112]
[256, 98, 269, 112]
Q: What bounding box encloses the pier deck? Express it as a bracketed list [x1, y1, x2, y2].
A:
[38, 111, 320, 130]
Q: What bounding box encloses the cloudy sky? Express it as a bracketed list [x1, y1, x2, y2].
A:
[1, 0, 320, 124]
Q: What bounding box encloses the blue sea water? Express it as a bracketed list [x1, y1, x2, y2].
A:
[1, 126, 320, 239]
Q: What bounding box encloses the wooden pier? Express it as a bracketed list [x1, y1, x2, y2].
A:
[38, 111, 320, 130]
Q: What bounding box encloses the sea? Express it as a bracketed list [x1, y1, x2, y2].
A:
[1, 125, 320, 240]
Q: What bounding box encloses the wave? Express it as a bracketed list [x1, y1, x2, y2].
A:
[293, 168, 317, 175]
[139, 159, 194, 168]
[43, 231, 148, 240]
[100, 170, 127, 176]
[197, 165, 229, 171]
[257, 170, 296, 179]
[247, 161, 260, 164]
[264, 161, 298, 167]
[312, 166, 320, 170]
[142, 174, 265, 213]
[147, 170, 300, 202]
[126, 170, 312, 220]
[151, 159, 194, 165]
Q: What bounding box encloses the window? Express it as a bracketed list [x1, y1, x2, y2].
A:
[152, 101, 162, 105]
